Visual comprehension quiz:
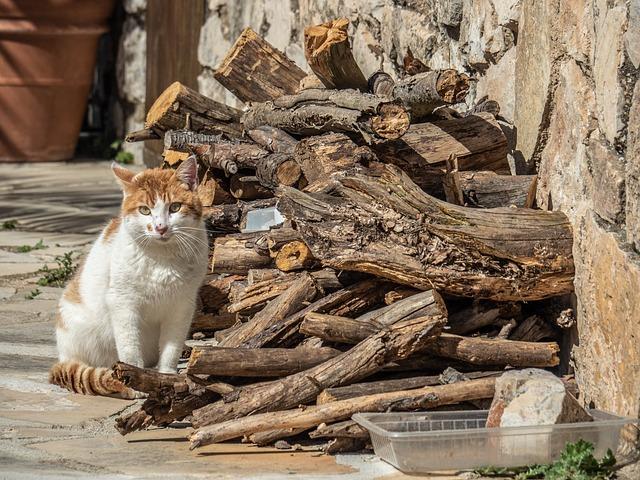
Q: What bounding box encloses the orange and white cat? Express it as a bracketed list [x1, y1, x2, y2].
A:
[50, 158, 208, 397]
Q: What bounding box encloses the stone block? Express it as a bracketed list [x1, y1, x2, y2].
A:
[626, 81, 640, 251]
[487, 369, 592, 428]
[588, 136, 626, 225]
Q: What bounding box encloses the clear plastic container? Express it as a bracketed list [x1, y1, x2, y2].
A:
[352, 409, 635, 474]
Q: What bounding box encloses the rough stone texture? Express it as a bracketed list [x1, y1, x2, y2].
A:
[116, 5, 146, 164]
[627, 81, 640, 251]
[486, 369, 592, 428]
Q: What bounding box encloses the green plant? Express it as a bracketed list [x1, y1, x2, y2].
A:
[16, 239, 47, 253]
[110, 140, 134, 165]
[25, 288, 41, 300]
[476, 440, 616, 479]
[37, 252, 77, 287]
[1, 220, 18, 230]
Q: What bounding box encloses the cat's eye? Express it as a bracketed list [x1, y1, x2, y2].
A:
[169, 202, 182, 213]
[138, 206, 151, 215]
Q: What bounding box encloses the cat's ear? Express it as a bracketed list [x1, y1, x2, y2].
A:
[175, 156, 199, 191]
[111, 162, 136, 191]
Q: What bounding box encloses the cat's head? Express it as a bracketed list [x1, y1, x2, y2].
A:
[111, 158, 203, 246]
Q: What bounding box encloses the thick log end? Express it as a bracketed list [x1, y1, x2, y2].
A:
[372, 103, 410, 140]
[275, 241, 315, 271]
[146, 81, 184, 128]
[436, 70, 471, 104]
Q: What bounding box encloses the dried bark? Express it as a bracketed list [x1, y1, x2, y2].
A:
[229, 175, 273, 200]
[190, 312, 237, 333]
[242, 89, 410, 144]
[510, 314, 557, 342]
[246, 126, 298, 154]
[145, 82, 243, 137]
[189, 377, 494, 447]
[214, 28, 306, 103]
[187, 346, 341, 377]
[393, 70, 470, 119]
[277, 163, 574, 300]
[219, 272, 318, 348]
[448, 302, 521, 335]
[309, 420, 369, 439]
[303, 18, 367, 91]
[443, 171, 538, 208]
[368, 71, 395, 97]
[191, 314, 445, 428]
[211, 232, 273, 274]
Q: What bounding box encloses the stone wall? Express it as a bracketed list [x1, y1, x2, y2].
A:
[117, 0, 640, 419]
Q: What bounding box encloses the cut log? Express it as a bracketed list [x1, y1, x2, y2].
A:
[300, 313, 377, 344]
[255, 153, 302, 188]
[240, 279, 390, 349]
[146, 82, 243, 137]
[191, 314, 445, 428]
[190, 312, 237, 333]
[275, 241, 315, 271]
[317, 371, 500, 404]
[197, 174, 234, 206]
[214, 27, 306, 103]
[229, 175, 273, 200]
[384, 287, 421, 305]
[393, 70, 470, 119]
[219, 272, 318, 348]
[324, 437, 369, 454]
[112, 362, 182, 394]
[246, 126, 298, 154]
[443, 171, 538, 208]
[187, 346, 341, 377]
[368, 71, 395, 97]
[277, 163, 574, 301]
[164, 130, 222, 151]
[162, 149, 190, 167]
[189, 377, 494, 447]
[211, 232, 272, 274]
[427, 334, 560, 367]
[242, 89, 410, 144]
[199, 274, 245, 312]
[374, 113, 509, 195]
[294, 133, 377, 184]
[246, 268, 285, 285]
[303, 18, 367, 91]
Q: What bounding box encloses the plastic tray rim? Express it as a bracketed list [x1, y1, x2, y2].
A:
[352, 409, 638, 440]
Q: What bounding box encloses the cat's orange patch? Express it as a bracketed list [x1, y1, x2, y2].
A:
[103, 217, 122, 242]
[62, 262, 84, 304]
[121, 168, 202, 218]
[55, 307, 66, 330]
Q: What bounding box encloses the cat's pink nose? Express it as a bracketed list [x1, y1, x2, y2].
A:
[155, 224, 168, 235]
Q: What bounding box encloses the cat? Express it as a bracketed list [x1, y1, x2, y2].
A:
[49, 157, 208, 398]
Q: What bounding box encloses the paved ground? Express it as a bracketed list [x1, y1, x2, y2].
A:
[0, 161, 463, 480]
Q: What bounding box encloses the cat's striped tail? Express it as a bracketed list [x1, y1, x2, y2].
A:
[49, 361, 139, 399]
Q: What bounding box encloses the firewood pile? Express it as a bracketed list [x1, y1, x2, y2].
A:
[117, 19, 576, 453]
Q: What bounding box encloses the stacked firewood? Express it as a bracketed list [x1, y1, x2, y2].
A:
[118, 19, 575, 452]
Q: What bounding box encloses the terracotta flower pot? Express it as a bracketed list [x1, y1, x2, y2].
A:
[0, 0, 116, 162]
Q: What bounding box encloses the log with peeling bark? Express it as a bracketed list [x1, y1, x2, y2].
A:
[219, 272, 318, 347]
[304, 18, 367, 91]
[191, 314, 445, 428]
[164, 130, 222, 151]
[187, 346, 341, 377]
[301, 313, 560, 367]
[443, 171, 538, 208]
[374, 113, 509, 195]
[316, 371, 500, 404]
[246, 126, 298, 154]
[294, 133, 377, 184]
[211, 232, 273, 274]
[248, 428, 308, 446]
[242, 89, 410, 144]
[214, 27, 307, 103]
[240, 279, 390, 348]
[144, 82, 243, 138]
[125, 127, 160, 142]
[277, 163, 574, 301]
[393, 70, 470, 119]
[189, 377, 494, 447]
